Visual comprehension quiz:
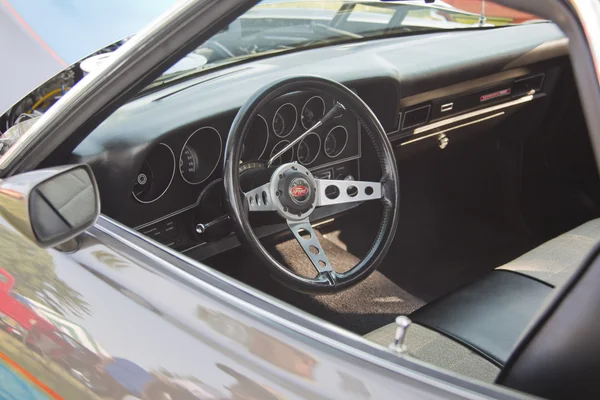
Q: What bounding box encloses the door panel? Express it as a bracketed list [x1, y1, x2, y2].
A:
[0, 213, 487, 400]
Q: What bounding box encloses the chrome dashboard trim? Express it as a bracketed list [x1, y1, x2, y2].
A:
[400, 112, 505, 146]
[412, 94, 534, 135]
[387, 94, 536, 138]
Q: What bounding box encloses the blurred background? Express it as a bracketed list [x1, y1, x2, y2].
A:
[0, 0, 537, 112]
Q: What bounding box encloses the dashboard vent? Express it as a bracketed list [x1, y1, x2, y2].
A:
[402, 104, 431, 130]
[514, 74, 545, 96]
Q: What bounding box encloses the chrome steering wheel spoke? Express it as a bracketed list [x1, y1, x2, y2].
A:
[315, 179, 382, 207]
[244, 182, 275, 212]
[287, 218, 333, 275]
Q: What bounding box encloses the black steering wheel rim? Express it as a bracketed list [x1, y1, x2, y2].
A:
[223, 75, 400, 294]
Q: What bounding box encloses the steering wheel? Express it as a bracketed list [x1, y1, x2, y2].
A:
[203, 40, 235, 60]
[223, 76, 399, 293]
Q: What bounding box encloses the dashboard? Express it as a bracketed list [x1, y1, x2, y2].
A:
[71, 22, 569, 260]
[91, 90, 362, 253]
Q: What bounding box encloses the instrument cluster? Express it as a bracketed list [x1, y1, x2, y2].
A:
[249, 91, 358, 169]
[130, 90, 361, 230]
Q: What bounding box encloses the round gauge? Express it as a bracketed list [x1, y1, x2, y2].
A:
[324, 125, 348, 158]
[132, 143, 175, 203]
[301, 96, 326, 130]
[179, 127, 222, 184]
[272, 103, 297, 137]
[270, 140, 294, 166]
[241, 115, 269, 162]
[297, 133, 321, 165]
[273, 113, 285, 138]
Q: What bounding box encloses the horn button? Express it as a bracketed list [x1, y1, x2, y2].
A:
[273, 164, 316, 219]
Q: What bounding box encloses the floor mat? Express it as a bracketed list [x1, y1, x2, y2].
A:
[207, 231, 425, 335]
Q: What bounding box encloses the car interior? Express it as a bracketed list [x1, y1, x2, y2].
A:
[4, 1, 599, 396]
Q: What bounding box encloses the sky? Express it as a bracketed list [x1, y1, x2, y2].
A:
[5, 0, 179, 64]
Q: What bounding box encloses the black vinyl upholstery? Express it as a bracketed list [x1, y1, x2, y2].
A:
[497, 218, 600, 287]
[365, 219, 600, 392]
[410, 271, 552, 365]
[498, 244, 600, 399]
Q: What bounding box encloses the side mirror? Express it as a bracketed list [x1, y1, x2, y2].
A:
[0, 164, 100, 248]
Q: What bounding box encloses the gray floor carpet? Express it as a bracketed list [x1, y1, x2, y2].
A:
[208, 230, 425, 335]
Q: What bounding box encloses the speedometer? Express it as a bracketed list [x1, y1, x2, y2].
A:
[179, 127, 222, 184]
[179, 145, 200, 183]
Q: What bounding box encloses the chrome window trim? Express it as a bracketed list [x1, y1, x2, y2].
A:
[570, 0, 600, 81]
[568, 0, 600, 172]
[93, 214, 519, 399]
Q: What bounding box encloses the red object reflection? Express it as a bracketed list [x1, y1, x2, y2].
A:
[0, 267, 53, 334]
[443, 0, 540, 24]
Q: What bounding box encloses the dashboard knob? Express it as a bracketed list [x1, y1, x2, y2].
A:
[195, 215, 230, 236]
[196, 224, 207, 234]
[438, 134, 449, 150]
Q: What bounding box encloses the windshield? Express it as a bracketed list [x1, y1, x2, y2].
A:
[148, 0, 544, 87]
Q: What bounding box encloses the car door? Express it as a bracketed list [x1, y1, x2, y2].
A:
[0, 174, 504, 399]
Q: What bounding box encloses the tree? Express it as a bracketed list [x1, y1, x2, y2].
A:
[0, 223, 90, 317]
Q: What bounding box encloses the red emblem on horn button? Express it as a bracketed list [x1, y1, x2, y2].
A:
[291, 185, 309, 197]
